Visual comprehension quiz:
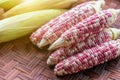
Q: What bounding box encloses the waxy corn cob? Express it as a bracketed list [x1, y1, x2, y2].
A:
[49, 9, 120, 50]
[30, 0, 105, 47]
[54, 40, 120, 76]
[47, 28, 116, 65]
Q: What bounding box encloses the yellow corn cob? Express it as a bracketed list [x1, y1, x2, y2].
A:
[3, 0, 78, 18]
[0, 0, 24, 11]
[0, 9, 66, 43]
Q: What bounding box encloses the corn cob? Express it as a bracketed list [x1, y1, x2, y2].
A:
[49, 9, 120, 50]
[0, 0, 24, 11]
[47, 28, 120, 65]
[3, 0, 80, 18]
[54, 40, 120, 76]
[35, 0, 105, 48]
[0, 9, 66, 43]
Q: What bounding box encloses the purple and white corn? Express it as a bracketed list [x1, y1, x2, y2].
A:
[47, 28, 113, 65]
[30, 0, 104, 45]
[54, 40, 120, 76]
[52, 9, 119, 48]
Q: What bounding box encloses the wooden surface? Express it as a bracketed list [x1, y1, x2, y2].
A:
[0, 0, 120, 80]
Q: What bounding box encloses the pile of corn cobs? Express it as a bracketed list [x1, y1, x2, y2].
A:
[30, 0, 120, 76]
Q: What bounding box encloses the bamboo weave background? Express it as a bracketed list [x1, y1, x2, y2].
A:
[0, 0, 120, 80]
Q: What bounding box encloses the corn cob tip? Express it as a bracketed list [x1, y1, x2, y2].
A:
[117, 39, 120, 42]
[37, 39, 49, 48]
[47, 58, 55, 65]
[36, 40, 41, 46]
[110, 28, 120, 39]
[97, 0, 105, 7]
[54, 68, 66, 76]
[48, 38, 66, 50]
[108, 9, 120, 18]
[116, 9, 120, 15]
[92, 0, 105, 12]
[30, 37, 37, 45]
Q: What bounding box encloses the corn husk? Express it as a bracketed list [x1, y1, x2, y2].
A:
[0, 9, 66, 43]
[3, 0, 77, 18]
[0, 0, 24, 11]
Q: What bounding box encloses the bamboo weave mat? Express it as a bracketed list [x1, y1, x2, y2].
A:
[0, 0, 120, 80]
